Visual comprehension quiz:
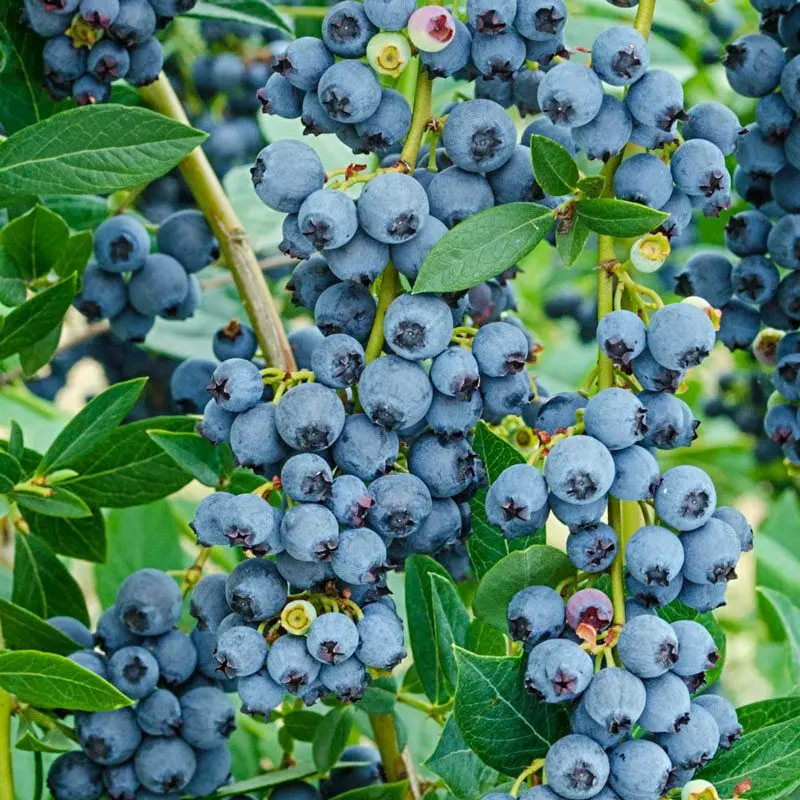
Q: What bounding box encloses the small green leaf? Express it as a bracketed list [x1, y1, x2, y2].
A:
[0, 451, 22, 493]
[757, 587, 800, 686]
[210, 764, 318, 796]
[0, 105, 208, 206]
[313, 706, 354, 773]
[1, 204, 70, 279]
[52, 230, 93, 279]
[0, 275, 76, 359]
[453, 648, 570, 775]
[333, 782, 409, 800]
[738, 697, 800, 733]
[556, 212, 590, 268]
[474, 545, 575, 632]
[430, 573, 470, 693]
[0, 650, 132, 710]
[23, 505, 106, 563]
[465, 618, 507, 656]
[426, 715, 501, 800]
[576, 175, 606, 198]
[42, 195, 109, 231]
[0, 246, 26, 306]
[38, 377, 147, 476]
[12, 532, 89, 624]
[9, 421, 23, 461]
[356, 676, 398, 715]
[0, 599, 84, 654]
[414, 203, 553, 294]
[148, 430, 221, 487]
[282, 710, 324, 743]
[15, 721, 74, 753]
[18, 323, 61, 378]
[401, 664, 424, 695]
[529, 134, 580, 196]
[14, 485, 91, 519]
[187, 0, 292, 32]
[575, 198, 668, 238]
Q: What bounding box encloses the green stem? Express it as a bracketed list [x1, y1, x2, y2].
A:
[397, 693, 433, 714]
[139, 73, 296, 371]
[0, 690, 13, 800]
[273, 4, 328, 16]
[364, 265, 399, 363]
[369, 713, 407, 783]
[33, 751, 43, 800]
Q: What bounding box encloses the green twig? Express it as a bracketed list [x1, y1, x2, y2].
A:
[33, 751, 43, 800]
[0, 690, 13, 800]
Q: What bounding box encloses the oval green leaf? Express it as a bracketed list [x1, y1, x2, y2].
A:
[529, 134, 580, 196]
[575, 198, 668, 238]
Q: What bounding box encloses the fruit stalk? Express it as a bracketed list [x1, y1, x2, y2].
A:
[0, 689, 13, 799]
[139, 73, 296, 371]
[369, 712, 407, 783]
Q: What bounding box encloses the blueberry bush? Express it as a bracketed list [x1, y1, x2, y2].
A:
[1, 0, 800, 798]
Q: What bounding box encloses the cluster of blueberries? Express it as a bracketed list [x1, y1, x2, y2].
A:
[480, 586, 743, 800]
[24, 0, 174, 104]
[45, 569, 240, 800]
[72, 211, 218, 343]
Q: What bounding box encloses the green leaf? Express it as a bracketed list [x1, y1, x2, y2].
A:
[356, 676, 397, 715]
[576, 175, 606, 198]
[52, 230, 93, 279]
[465, 618, 507, 656]
[12, 532, 89, 624]
[413, 203, 553, 294]
[426, 715, 502, 800]
[468, 422, 543, 578]
[187, 0, 292, 32]
[401, 664, 424, 695]
[756, 536, 800, 610]
[0, 599, 84, 654]
[1, 204, 70, 279]
[95, 499, 187, 608]
[15, 722, 73, 753]
[555, 212, 590, 268]
[0, 275, 76, 359]
[575, 198, 668, 238]
[656, 601, 726, 688]
[0, 245, 26, 306]
[14, 485, 91, 519]
[697, 709, 800, 800]
[313, 706, 354, 773]
[738, 697, 800, 733]
[0, 105, 208, 206]
[473, 545, 575, 632]
[282, 710, 324, 742]
[453, 648, 570, 775]
[58, 415, 196, 508]
[210, 764, 318, 796]
[529, 134, 580, 196]
[9, 421, 23, 461]
[42, 195, 109, 231]
[405, 555, 466, 704]
[37, 378, 147, 476]
[333, 782, 409, 800]
[18, 323, 61, 378]
[431, 572, 470, 688]
[148, 430, 221, 487]
[0, 650, 132, 711]
[23, 505, 106, 563]
[757, 587, 800, 686]
[0, 451, 22, 492]
[0, 4, 61, 135]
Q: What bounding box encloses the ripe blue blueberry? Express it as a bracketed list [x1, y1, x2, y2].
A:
[638, 671, 691, 733]
[567, 522, 619, 572]
[215, 625, 268, 678]
[544, 734, 610, 800]
[571, 94, 632, 162]
[724, 33, 785, 97]
[136, 689, 182, 736]
[306, 612, 359, 665]
[613, 153, 673, 209]
[75, 709, 142, 766]
[322, 0, 378, 57]
[252, 141, 325, 214]
[225, 558, 288, 621]
[471, 29, 526, 81]
[486, 463, 548, 537]
[359, 355, 433, 431]
[692, 694, 742, 749]
[179, 686, 236, 749]
[94, 216, 150, 273]
[625, 525, 683, 586]
[583, 666, 646, 735]
[126, 37, 164, 86]
[183, 745, 232, 798]
[333, 413, 399, 481]
[647, 303, 716, 371]
[281, 453, 333, 503]
[682, 101, 742, 156]
[406, 497, 462, 554]
[108, 645, 159, 698]
[507, 586, 565, 645]
[267, 634, 322, 693]
[657, 702, 720, 770]
[544, 435, 615, 505]
[117, 568, 181, 636]
[320, 657, 369, 701]
[654, 465, 716, 531]
[230, 403, 288, 472]
[281, 503, 340, 562]
[275, 382, 346, 451]
[368, 473, 432, 539]
[514, 0, 566, 41]
[680, 517, 741, 584]
[584, 388, 647, 451]
[525, 639, 594, 702]
[314, 282, 377, 342]
[237, 669, 286, 720]
[427, 167, 495, 228]
[608, 740, 672, 800]
[318, 60, 382, 123]
[591, 26, 649, 85]
[617, 615, 679, 678]
[441, 99, 517, 172]
[48, 753, 104, 800]
[331, 527, 387, 584]
[384, 294, 453, 360]
[625, 69, 685, 130]
[355, 89, 412, 152]
[609, 445, 660, 501]
[537, 61, 604, 127]
[356, 603, 406, 669]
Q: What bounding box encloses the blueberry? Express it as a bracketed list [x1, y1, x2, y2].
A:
[107, 644, 159, 698]
[230, 403, 288, 473]
[133, 735, 196, 794]
[108, 305, 154, 343]
[610, 445, 660, 501]
[625, 525, 684, 586]
[731, 255, 779, 304]
[43, 35, 87, 83]
[647, 303, 716, 371]
[136, 688, 182, 736]
[289, 326, 326, 370]
[356, 603, 406, 669]
[713, 505, 753, 552]
[322, 0, 378, 57]
[671, 619, 720, 681]
[724, 33, 785, 97]
[571, 94, 632, 162]
[355, 89, 412, 153]
[288, 256, 340, 310]
[333, 413, 399, 481]
[544, 435, 615, 505]
[47, 616, 93, 650]
[537, 61, 603, 127]
[567, 522, 618, 572]
[680, 517, 740, 585]
[406, 496, 462, 554]
[608, 740, 672, 800]
[514, 0, 566, 40]
[69, 650, 108, 678]
[326, 475, 374, 529]
[626, 571, 684, 609]
[170, 358, 215, 414]
[512, 68, 544, 116]
[654, 465, 716, 531]
[256, 72, 304, 118]
[692, 694, 742, 749]
[226, 558, 287, 621]
[332, 527, 387, 584]
[408, 433, 476, 498]
[94, 216, 149, 273]
[301, 92, 343, 138]
[521, 115, 576, 153]
[117, 569, 180, 636]
[583, 666, 646, 735]
[717, 298, 761, 351]
[532, 391, 589, 434]
[368, 473, 432, 539]
[657, 702, 720, 770]
[613, 153, 673, 209]
[757, 92, 795, 142]
[471, 29, 526, 81]
[147, 629, 197, 687]
[638, 671, 691, 733]
[658, 187, 693, 239]
[95, 605, 140, 653]
[180, 685, 236, 749]
[48, 752, 104, 800]
[299, 189, 358, 250]
[307, 612, 359, 665]
[486, 144, 542, 203]
[267, 634, 322, 693]
[420, 18, 472, 77]
[324, 229, 389, 286]
[430, 347, 481, 400]
[480, 372, 533, 420]
[183, 746, 232, 797]
[359, 355, 433, 431]
[471, 321, 528, 378]
[318, 60, 382, 124]
[252, 142, 325, 213]
[591, 25, 649, 85]
[215, 625, 268, 678]
[315, 282, 377, 342]
[679, 579, 727, 613]
[549, 493, 607, 531]
[617, 615, 679, 678]
[584, 389, 647, 451]
[320, 657, 369, 701]
[87, 39, 129, 83]
[638, 390, 691, 450]
[384, 294, 453, 360]
[391, 216, 448, 282]
[75, 709, 142, 765]
[103, 761, 139, 800]
[625, 69, 685, 130]
[427, 167, 495, 228]
[485, 463, 548, 538]
[682, 101, 742, 156]
[671, 140, 729, 199]
[273, 781, 324, 800]
[524, 639, 594, 702]
[507, 586, 565, 645]
[570, 699, 627, 751]
[767, 214, 800, 270]
[275, 552, 335, 590]
[126, 37, 163, 86]
[281, 454, 333, 504]
[309, 335, 364, 391]
[364, 0, 415, 28]
[189, 573, 229, 630]
[545, 734, 610, 799]
[24, 0, 73, 37]
[272, 36, 334, 91]
[425, 390, 483, 441]
[237, 669, 286, 719]
[276, 382, 346, 452]
[282, 503, 340, 562]
[629, 119, 678, 149]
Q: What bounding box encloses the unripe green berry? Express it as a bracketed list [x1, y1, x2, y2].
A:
[367, 32, 411, 77]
